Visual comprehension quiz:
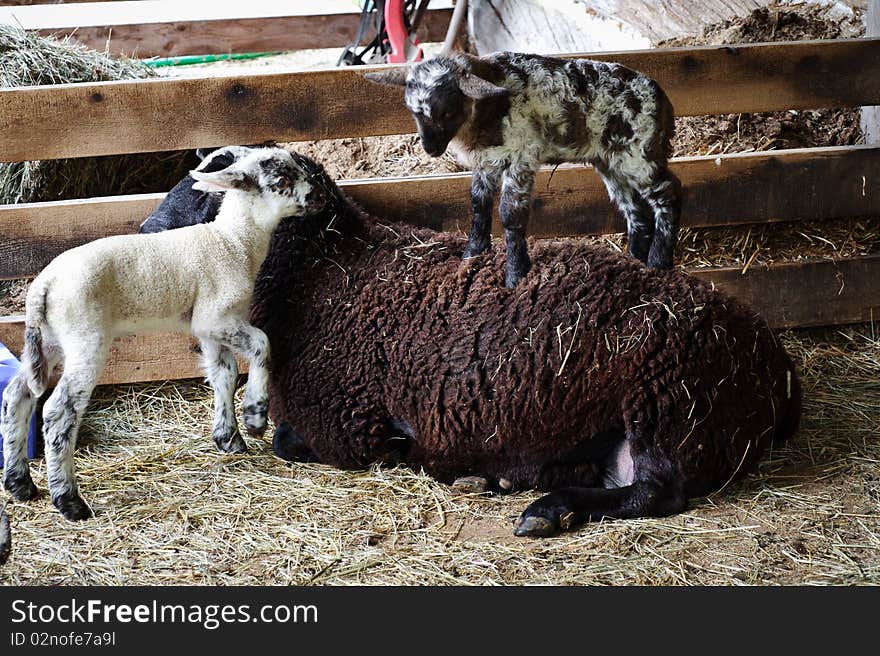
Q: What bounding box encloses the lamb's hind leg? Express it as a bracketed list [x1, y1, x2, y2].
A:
[514, 479, 686, 537]
[218, 322, 271, 438]
[1, 373, 40, 501]
[43, 354, 104, 521]
[594, 162, 655, 264]
[642, 168, 682, 269]
[199, 338, 246, 454]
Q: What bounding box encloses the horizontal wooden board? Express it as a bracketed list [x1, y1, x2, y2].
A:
[5, 2, 454, 58]
[2, 255, 878, 385]
[0, 38, 878, 162]
[2, 145, 878, 280]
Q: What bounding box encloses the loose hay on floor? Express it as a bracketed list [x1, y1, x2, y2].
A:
[1, 325, 877, 585]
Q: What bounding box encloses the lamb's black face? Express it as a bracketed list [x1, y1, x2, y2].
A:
[405, 73, 469, 157]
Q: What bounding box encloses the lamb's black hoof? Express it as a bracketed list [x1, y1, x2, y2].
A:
[3, 473, 39, 502]
[513, 515, 558, 538]
[505, 259, 531, 288]
[273, 423, 317, 463]
[243, 401, 268, 437]
[53, 493, 94, 521]
[214, 429, 247, 454]
[646, 250, 673, 270]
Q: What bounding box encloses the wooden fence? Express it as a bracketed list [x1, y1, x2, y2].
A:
[0, 28, 878, 384]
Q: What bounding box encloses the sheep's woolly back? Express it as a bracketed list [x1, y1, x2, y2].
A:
[253, 163, 800, 496]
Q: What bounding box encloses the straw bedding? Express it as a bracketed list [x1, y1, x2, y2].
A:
[1, 3, 878, 584]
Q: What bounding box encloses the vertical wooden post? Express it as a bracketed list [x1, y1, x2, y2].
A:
[862, 0, 880, 144]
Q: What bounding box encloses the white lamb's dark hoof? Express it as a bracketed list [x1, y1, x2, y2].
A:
[513, 515, 558, 538]
[214, 429, 247, 454]
[53, 493, 94, 522]
[242, 401, 268, 437]
[3, 473, 40, 502]
[452, 476, 490, 494]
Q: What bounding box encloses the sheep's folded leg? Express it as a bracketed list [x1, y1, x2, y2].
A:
[513, 481, 686, 537]
[272, 423, 318, 463]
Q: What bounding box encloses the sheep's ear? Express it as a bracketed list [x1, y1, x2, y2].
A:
[190, 167, 256, 193]
[363, 68, 408, 87]
[457, 74, 508, 100]
[195, 146, 253, 172]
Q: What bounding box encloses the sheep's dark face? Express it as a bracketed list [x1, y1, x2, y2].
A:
[404, 72, 469, 157]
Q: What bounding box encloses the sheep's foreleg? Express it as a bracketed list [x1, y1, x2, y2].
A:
[199, 339, 246, 454]
[499, 165, 536, 288]
[221, 322, 271, 438]
[1, 373, 40, 501]
[513, 480, 686, 537]
[643, 169, 682, 269]
[43, 366, 101, 521]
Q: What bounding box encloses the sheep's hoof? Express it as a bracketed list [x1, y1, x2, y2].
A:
[272, 424, 317, 463]
[242, 401, 268, 437]
[452, 476, 489, 494]
[214, 429, 248, 454]
[0, 508, 11, 565]
[513, 514, 558, 538]
[53, 493, 94, 521]
[3, 473, 39, 502]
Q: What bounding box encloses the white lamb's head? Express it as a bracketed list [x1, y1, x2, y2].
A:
[189, 146, 326, 225]
[364, 55, 508, 157]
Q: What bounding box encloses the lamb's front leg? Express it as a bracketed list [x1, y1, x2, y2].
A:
[221, 322, 271, 438]
[499, 165, 536, 288]
[462, 168, 499, 259]
[199, 339, 246, 453]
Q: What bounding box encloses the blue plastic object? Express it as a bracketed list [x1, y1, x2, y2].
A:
[0, 342, 39, 467]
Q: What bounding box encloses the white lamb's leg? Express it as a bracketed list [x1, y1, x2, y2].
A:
[213, 321, 271, 438]
[199, 338, 246, 454]
[1, 373, 40, 501]
[43, 345, 105, 521]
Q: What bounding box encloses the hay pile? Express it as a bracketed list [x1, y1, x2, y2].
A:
[0, 25, 197, 204]
[0, 325, 876, 585]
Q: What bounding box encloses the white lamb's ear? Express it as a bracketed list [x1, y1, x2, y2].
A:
[190, 167, 255, 193]
[363, 67, 409, 87]
[457, 74, 508, 100]
[195, 146, 253, 172]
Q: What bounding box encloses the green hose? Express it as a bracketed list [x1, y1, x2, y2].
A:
[143, 51, 284, 67]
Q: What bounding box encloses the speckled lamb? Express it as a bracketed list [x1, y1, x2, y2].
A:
[250, 155, 801, 537]
[365, 52, 681, 287]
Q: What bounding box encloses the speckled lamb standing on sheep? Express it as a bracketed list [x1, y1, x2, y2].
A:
[248, 155, 800, 537]
[366, 52, 682, 287]
[0, 147, 325, 521]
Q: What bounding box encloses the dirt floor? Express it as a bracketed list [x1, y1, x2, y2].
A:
[1, 2, 878, 584]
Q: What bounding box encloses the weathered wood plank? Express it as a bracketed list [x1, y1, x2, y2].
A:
[0, 38, 879, 162]
[2, 146, 878, 280]
[34, 12, 453, 59]
[862, 0, 880, 144]
[2, 255, 877, 384]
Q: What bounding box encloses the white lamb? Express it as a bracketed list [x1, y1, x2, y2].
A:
[0, 146, 325, 520]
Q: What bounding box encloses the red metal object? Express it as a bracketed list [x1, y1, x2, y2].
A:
[384, 0, 423, 63]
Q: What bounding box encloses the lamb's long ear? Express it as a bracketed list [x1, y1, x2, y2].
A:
[190, 165, 256, 193]
[195, 146, 253, 172]
[363, 67, 408, 87]
[457, 74, 508, 100]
